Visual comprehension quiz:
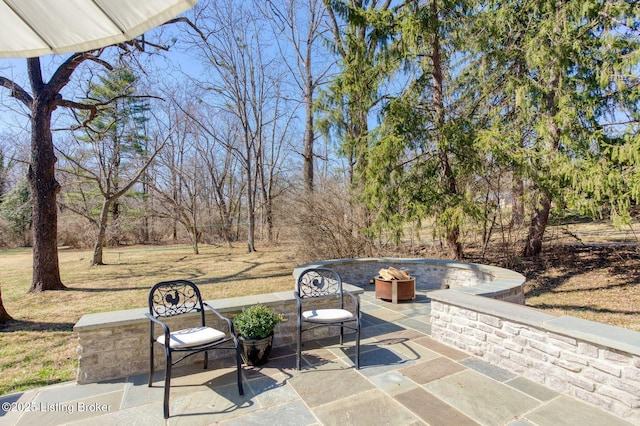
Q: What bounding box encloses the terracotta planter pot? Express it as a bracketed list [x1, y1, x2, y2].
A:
[374, 276, 416, 303]
[238, 332, 273, 366]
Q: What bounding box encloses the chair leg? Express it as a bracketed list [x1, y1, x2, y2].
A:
[163, 352, 172, 419]
[148, 340, 155, 387]
[236, 347, 244, 396]
[296, 320, 302, 370]
[204, 350, 209, 370]
[355, 323, 361, 370]
[340, 325, 344, 345]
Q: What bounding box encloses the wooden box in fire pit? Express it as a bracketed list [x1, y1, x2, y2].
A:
[375, 267, 415, 303]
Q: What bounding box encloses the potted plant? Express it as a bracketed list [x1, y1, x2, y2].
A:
[233, 304, 284, 366]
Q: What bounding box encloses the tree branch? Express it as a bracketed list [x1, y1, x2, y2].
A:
[323, 0, 346, 58]
[0, 76, 33, 107]
[110, 135, 168, 200]
[165, 16, 208, 42]
[48, 51, 111, 96]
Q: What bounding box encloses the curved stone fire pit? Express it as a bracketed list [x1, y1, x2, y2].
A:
[294, 257, 526, 304]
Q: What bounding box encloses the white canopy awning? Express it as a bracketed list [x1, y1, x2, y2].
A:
[0, 0, 198, 58]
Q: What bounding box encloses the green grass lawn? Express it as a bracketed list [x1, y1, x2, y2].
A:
[0, 243, 296, 396]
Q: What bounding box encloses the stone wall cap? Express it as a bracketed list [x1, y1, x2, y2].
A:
[544, 316, 640, 356]
[428, 289, 557, 327]
[74, 307, 148, 331]
[293, 258, 524, 283]
[74, 285, 362, 331]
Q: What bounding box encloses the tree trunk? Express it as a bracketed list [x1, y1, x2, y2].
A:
[143, 173, 151, 243]
[511, 176, 525, 227]
[523, 49, 561, 257]
[190, 191, 199, 255]
[303, 92, 314, 193]
[0, 284, 12, 324]
[511, 61, 526, 228]
[217, 194, 234, 247]
[189, 225, 200, 254]
[259, 179, 274, 243]
[246, 131, 256, 252]
[28, 95, 66, 292]
[111, 130, 121, 246]
[0, 149, 6, 198]
[431, 0, 462, 260]
[92, 200, 111, 265]
[523, 193, 551, 257]
[246, 175, 256, 252]
[143, 215, 150, 244]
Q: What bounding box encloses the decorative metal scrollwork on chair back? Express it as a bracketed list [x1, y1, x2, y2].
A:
[149, 280, 202, 318]
[297, 268, 343, 299]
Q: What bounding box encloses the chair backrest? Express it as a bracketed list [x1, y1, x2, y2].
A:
[148, 280, 205, 322]
[296, 268, 344, 302]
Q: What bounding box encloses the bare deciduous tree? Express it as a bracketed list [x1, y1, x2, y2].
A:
[58, 68, 165, 265]
[0, 28, 181, 290]
[187, 0, 291, 251]
[0, 54, 104, 291]
[264, 0, 333, 193]
[149, 97, 203, 254]
[197, 121, 242, 247]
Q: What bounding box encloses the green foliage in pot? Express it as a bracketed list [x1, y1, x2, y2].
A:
[233, 304, 284, 339]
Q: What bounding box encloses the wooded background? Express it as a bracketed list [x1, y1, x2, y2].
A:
[0, 0, 638, 267]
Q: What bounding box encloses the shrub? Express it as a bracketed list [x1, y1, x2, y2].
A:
[233, 304, 283, 339]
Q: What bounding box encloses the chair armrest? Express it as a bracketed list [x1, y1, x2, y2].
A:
[202, 302, 235, 336]
[145, 313, 171, 346]
[343, 290, 361, 316]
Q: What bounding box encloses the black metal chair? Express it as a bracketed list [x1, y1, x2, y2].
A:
[146, 280, 244, 419]
[295, 268, 360, 370]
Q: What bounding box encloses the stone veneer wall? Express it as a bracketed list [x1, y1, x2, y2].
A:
[428, 289, 640, 424]
[294, 257, 526, 304]
[73, 287, 360, 384]
[75, 258, 524, 384]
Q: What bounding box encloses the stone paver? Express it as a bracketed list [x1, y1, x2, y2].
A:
[525, 396, 633, 426]
[357, 347, 414, 377]
[424, 370, 541, 426]
[370, 372, 419, 396]
[395, 387, 479, 426]
[249, 374, 300, 407]
[505, 377, 559, 402]
[17, 390, 124, 426]
[397, 317, 432, 335]
[313, 388, 419, 426]
[399, 357, 465, 384]
[288, 363, 374, 408]
[460, 358, 517, 382]
[67, 401, 165, 426]
[375, 338, 440, 363]
[412, 335, 470, 360]
[219, 400, 317, 426]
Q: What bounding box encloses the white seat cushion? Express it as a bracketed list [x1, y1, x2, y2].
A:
[302, 309, 354, 323]
[157, 326, 226, 349]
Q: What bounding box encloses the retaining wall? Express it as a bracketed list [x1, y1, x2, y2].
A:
[75, 257, 524, 384]
[73, 287, 360, 384]
[294, 257, 526, 303]
[429, 289, 640, 424]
